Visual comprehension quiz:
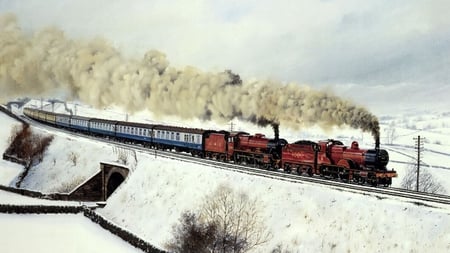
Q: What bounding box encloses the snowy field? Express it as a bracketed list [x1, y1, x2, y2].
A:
[1, 101, 450, 252]
[0, 213, 141, 253]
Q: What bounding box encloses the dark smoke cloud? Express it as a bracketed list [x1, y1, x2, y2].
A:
[0, 14, 380, 140]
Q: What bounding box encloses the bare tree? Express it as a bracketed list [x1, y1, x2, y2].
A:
[165, 211, 218, 253]
[401, 162, 446, 194]
[199, 184, 272, 253]
[166, 184, 271, 253]
[6, 124, 53, 166]
[384, 122, 397, 145]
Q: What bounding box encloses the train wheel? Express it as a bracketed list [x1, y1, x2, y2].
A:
[307, 168, 313, 177]
[359, 178, 366, 185]
[284, 164, 291, 173]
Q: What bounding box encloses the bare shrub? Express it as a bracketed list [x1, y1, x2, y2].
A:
[167, 184, 271, 253]
[8, 124, 23, 145]
[112, 147, 138, 168]
[401, 163, 446, 194]
[68, 151, 78, 166]
[56, 176, 86, 193]
[113, 146, 129, 165]
[165, 211, 218, 253]
[6, 124, 53, 165]
[34, 133, 53, 163]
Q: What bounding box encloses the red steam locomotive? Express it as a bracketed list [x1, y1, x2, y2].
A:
[204, 131, 396, 186]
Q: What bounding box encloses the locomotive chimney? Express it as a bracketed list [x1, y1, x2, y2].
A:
[272, 123, 279, 141]
[375, 136, 380, 150]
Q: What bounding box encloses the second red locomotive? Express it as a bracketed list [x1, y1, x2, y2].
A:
[281, 139, 395, 186]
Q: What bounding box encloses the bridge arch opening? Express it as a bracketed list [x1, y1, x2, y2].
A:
[107, 172, 125, 198]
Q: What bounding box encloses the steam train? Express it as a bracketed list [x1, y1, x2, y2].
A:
[23, 107, 397, 186]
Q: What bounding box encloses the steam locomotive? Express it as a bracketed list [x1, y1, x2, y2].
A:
[23, 107, 397, 186]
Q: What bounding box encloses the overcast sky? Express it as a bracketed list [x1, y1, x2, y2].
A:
[1, 0, 449, 112]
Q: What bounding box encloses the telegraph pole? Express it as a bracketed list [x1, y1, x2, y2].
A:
[413, 135, 424, 192]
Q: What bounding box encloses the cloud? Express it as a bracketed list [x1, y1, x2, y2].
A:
[1, 0, 449, 107]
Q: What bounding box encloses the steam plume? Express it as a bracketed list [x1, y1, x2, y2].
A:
[0, 14, 380, 140]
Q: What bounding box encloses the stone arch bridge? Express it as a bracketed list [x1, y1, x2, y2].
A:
[67, 163, 129, 202]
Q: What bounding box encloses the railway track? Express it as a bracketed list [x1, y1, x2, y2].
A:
[16, 113, 450, 207]
[140, 148, 450, 206]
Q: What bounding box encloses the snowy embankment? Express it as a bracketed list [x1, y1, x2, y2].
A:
[1, 102, 450, 252]
[0, 112, 143, 253]
[99, 153, 450, 252]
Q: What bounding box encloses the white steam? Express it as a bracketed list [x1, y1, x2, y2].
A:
[0, 14, 380, 140]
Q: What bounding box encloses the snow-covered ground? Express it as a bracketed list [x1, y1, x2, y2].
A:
[1, 101, 450, 252]
[0, 213, 141, 253]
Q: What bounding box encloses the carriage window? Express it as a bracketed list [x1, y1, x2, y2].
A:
[197, 135, 200, 144]
[176, 133, 180, 141]
[192, 136, 195, 143]
[171, 132, 174, 140]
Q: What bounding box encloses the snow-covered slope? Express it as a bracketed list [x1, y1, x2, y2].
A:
[99, 153, 450, 252]
[1, 101, 450, 252]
